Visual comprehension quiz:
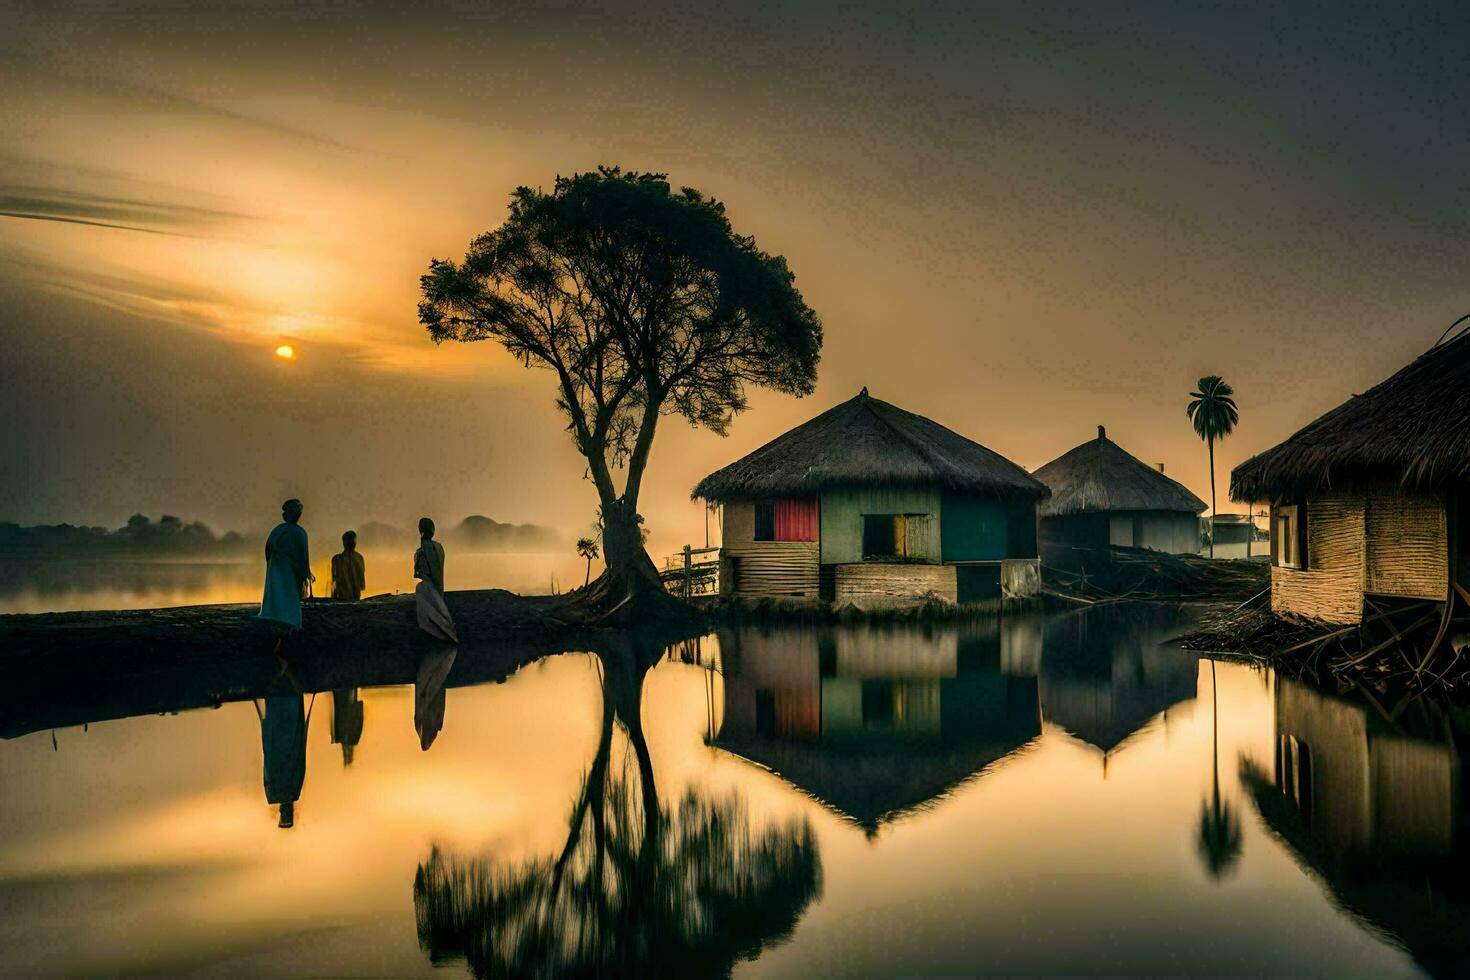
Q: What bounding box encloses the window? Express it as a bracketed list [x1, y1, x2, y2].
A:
[754, 502, 776, 541]
[862, 513, 933, 559]
[753, 499, 817, 542]
[1272, 502, 1308, 570]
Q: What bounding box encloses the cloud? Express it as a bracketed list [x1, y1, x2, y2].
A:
[0, 188, 251, 238]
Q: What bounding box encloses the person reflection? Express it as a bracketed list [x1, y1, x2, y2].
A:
[256, 693, 310, 828]
[331, 688, 364, 766]
[413, 648, 457, 751]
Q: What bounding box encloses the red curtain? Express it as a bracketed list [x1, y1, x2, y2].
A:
[774, 498, 818, 541]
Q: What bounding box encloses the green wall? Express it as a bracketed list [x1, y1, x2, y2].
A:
[819, 486, 942, 564]
[818, 486, 1036, 563]
[940, 492, 1011, 560]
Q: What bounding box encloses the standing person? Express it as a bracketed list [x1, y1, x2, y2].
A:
[330, 530, 366, 600]
[413, 517, 459, 643]
[259, 498, 312, 632]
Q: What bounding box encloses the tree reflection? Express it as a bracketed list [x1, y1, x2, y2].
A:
[412, 637, 822, 978]
[1196, 660, 1242, 879]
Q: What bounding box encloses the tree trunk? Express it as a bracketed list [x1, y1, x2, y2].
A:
[600, 501, 660, 588]
[1208, 435, 1216, 559]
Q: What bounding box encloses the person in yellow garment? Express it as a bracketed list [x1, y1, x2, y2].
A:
[330, 529, 366, 600]
[259, 498, 312, 632]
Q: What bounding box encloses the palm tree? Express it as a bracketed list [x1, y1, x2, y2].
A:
[1186, 375, 1239, 558]
[576, 536, 600, 588]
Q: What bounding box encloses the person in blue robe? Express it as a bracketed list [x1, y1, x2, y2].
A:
[259, 498, 313, 631]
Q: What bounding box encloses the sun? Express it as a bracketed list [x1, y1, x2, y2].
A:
[274, 344, 296, 360]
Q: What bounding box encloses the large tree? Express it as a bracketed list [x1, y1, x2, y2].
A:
[419, 168, 822, 598]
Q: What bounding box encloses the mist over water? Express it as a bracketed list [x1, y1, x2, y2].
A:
[0, 551, 598, 614]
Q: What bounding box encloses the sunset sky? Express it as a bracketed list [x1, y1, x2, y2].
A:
[3, 1, 1468, 555]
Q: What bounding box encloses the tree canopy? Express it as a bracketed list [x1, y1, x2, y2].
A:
[419, 167, 822, 584]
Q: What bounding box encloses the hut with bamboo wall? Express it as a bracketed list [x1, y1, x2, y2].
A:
[1032, 426, 1206, 567]
[692, 388, 1049, 608]
[1231, 330, 1470, 625]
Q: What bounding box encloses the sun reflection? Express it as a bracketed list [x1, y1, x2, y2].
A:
[274, 344, 296, 360]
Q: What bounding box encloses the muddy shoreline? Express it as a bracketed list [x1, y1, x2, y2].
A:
[0, 589, 703, 739]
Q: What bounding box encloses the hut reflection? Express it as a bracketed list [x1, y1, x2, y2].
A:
[1242, 677, 1470, 976]
[1038, 604, 1198, 765]
[715, 620, 1043, 832]
[412, 636, 822, 978]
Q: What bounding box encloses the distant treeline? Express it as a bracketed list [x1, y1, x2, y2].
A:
[0, 513, 565, 558]
[356, 516, 565, 554]
[0, 514, 249, 558]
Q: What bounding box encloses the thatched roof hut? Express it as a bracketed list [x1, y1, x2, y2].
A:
[695, 389, 1048, 605]
[1232, 331, 1470, 624]
[1031, 426, 1204, 558]
[1232, 331, 1470, 502]
[692, 388, 1048, 502]
[1033, 426, 1205, 518]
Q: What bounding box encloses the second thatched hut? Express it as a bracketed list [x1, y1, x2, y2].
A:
[1031, 425, 1206, 564]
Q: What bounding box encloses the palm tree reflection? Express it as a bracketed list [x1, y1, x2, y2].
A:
[1196, 660, 1242, 879]
[412, 637, 822, 978]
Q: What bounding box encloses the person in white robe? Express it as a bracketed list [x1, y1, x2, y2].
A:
[259, 498, 313, 631]
[414, 517, 459, 643]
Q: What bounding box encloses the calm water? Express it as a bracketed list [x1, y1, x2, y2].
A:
[0, 551, 596, 614]
[1, 604, 1462, 976]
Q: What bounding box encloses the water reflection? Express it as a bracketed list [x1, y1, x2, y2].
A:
[330, 688, 364, 765]
[1038, 603, 1197, 763]
[713, 605, 1199, 834]
[1198, 661, 1242, 880]
[414, 648, 458, 751]
[715, 622, 1040, 834]
[413, 639, 822, 978]
[4, 605, 1454, 975]
[1242, 676, 1470, 976]
[255, 693, 309, 829]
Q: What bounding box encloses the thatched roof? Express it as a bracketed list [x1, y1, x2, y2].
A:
[692, 388, 1048, 501]
[1032, 426, 1206, 517]
[1232, 331, 1470, 502]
